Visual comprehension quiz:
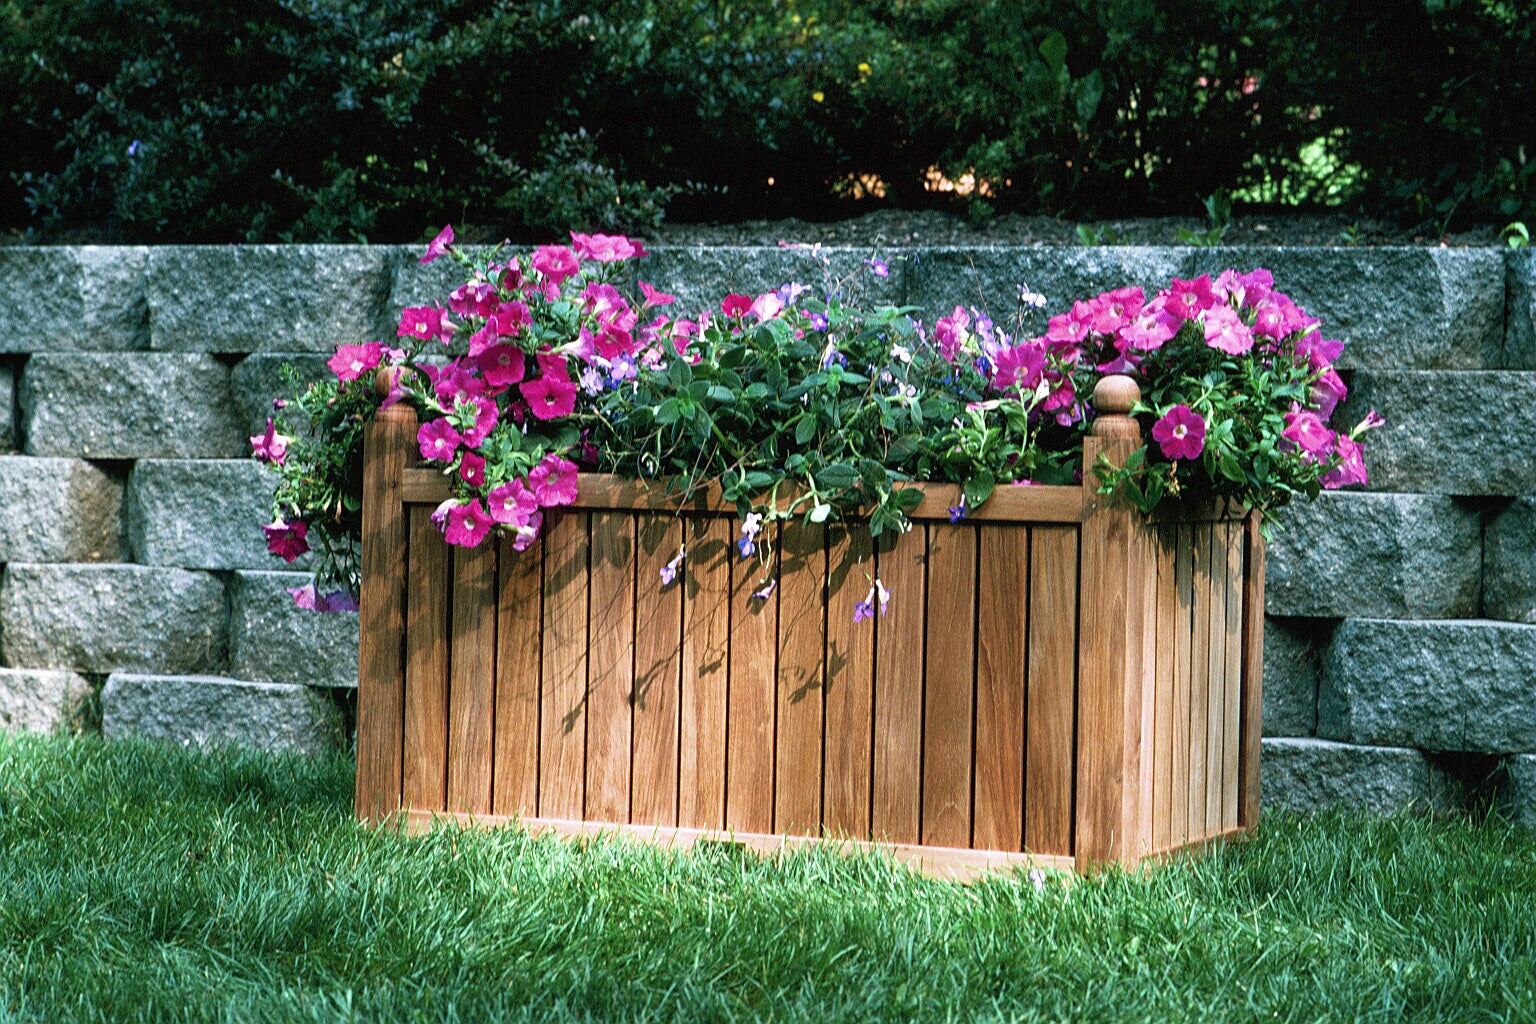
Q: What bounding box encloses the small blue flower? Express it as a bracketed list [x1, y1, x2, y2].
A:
[949, 496, 968, 523]
[126, 139, 142, 157]
[853, 599, 874, 622]
[737, 535, 755, 558]
[660, 546, 686, 586]
[809, 312, 829, 331]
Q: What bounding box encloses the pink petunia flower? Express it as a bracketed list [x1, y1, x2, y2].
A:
[449, 281, 498, 319]
[250, 418, 290, 465]
[433, 363, 486, 409]
[1311, 363, 1348, 420]
[458, 451, 486, 487]
[521, 373, 578, 421]
[720, 294, 753, 318]
[1089, 287, 1144, 334]
[750, 291, 785, 323]
[990, 340, 1046, 391]
[1151, 405, 1207, 461]
[527, 454, 579, 507]
[418, 418, 463, 462]
[532, 245, 580, 286]
[487, 478, 539, 527]
[1203, 305, 1255, 355]
[444, 499, 495, 547]
[570, 232, 648, 262]
[286, 580, 359, 612]
[419, 224, 454, 265]
[1281, 409, 1334, 459]
[1164, 275, 1219, 320]
[263, 518, 309, 563]
[639, 281, 676, 308]
[477, 344, 526, 389]
[458, 396, 500, 447]
[935, 306, 971, 360]
[1321, 433, 1368, 489]
[1120, 307, 1179, 351]
[328, 342, 385, 383]
[396, 305, 454, 344]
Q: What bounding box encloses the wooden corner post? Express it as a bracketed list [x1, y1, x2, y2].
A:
[1075, 374, 1156, 871]
[355, 368, 418, 821]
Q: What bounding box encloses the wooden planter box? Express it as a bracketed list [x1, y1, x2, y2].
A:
[355, 400, 1264, 877]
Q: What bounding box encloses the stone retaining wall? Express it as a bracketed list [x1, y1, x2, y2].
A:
[1, 243, 1531, 822]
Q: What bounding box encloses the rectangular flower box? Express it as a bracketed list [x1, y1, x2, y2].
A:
[354, 402, 1265, 877]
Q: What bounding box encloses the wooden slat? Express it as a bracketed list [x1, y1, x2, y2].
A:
[872, 528, 926, 844]
[1171, 523, 1194, 848]
[1186, 523, 1213, 840]
[539, 510, 589, 820]
[492, 533, 542, 817]
[1151, 524, 1177, 852]
[631, 515, 683, 827]
[922, 524, 976, 849]
[823, 525, 874, 839]
[403, 507, 449, 811]
[1205, 520, 1229, 832]
[401, 470, 1088, 523]
[1238, 516, 1266, 829]
[355, 407, 414, 820]
[447, 540, 497, 815]
[974, 526, 1027, 853]
[1024, 526, 1077, 858]
[585, 513, 635, 824]
[1221, 522, 1244, 832]
[679, 517, 730, 830]
[1134, 523, 1157, 861]
[727, 521, 778, 834]
[774, 522, 825, 837]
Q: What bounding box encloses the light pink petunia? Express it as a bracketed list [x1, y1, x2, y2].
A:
[570, 232, 648, 262]
[639, 281, 676, 307]
[487, 478, 539, 527]
[1202, 305, 1254, 355]
[419, 224, 454, 265]
[1151, 405, 1207, 461]
[1164, 275, 1219, 320]
[250, 418, 290, 465]
[750, 291, 785, 323]
[935, 306, 971, 360]
[532, 245, 580, 286]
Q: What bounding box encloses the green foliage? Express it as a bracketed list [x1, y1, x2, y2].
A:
[4, 731, 1536, 1023]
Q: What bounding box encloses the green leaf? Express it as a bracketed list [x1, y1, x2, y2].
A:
[794, 415, 818, 446]
[858, 459, 887, 489]
[963, 470, 996, 509]
[892, 486, 924, 511]
[814, 464, 860, 491]
[1038, 30, 1067, 77]
[744, 383, 773, 401]
[706, 385, 736, 405]
[808, 503, 832, 524]
[667, 359, 693, 386]
[654, 399, 681, 425]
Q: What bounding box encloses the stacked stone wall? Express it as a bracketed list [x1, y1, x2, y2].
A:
[0, 242, 1530, 822]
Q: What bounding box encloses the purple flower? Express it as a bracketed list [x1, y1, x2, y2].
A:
[864, 258, 890, 278]
[808, 311, 829, 331]
[419, 224, 454, 265]
[263, 518, 309, 563]
[660, 547, 686, 586]
[949, 496, 967, 522]
[249, 418, 289, 465]
[286, 581, 359, 613]
[1151, 406, 1207, 462]
[854, 579, 891, 623]
[737, 513, 763, 558]
[751, 579, 777, 600]
[126, 139, 141, 157]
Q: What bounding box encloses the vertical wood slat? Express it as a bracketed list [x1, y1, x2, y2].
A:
[493, 533, 542, 817]
[1135, 524, 1158, 861]
[1187, 523, 1213, 841]
[1221, 522, 1245, 832]
[1151, 524, 1177, 852]
[540, 510, 589, 820]
[1205, 521, 1229, 832]
[974, 526, 1027, 853]
[679, 516, 730, 830]
[1239, 516, 1266, 829]
[585, 513, 635, 824]
[823, 525, 874, 839]
[447, 541, 497, 815]
[728, 520, 777, 834]
[403, 507, 449, 810]
[1026, 526, 1077, 858]
[775, 522, 825, 836]
[872, 529, 925, 845]
[632, 516, 683, 827]
[1171, 523, 1194, 849]
[355, 403, 415, 821]
[922, 524, 977, 849]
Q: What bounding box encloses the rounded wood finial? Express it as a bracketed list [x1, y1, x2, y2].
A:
[1090, 374, 1142, 440]
[372, 364, 417, 424]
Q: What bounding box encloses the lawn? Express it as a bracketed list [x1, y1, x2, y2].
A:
[0, 731, 1532, 1023]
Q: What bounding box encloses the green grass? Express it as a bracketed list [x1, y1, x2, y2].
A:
[1, 732, 1534, 1023]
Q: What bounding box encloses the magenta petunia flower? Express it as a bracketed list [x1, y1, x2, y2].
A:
[286, 581, 359, 613]
[720, 293, 753, 318]
[397, 305, 454, 344]
[1281, 409, 1334, 459]
[1089, 286, 1143, 334]
[934, 305, 973, 361]
[1202, 305, 1254, 355]
[639, 281, 676, 307]
[433, 363, 486, 409]
[511, 511, 543, 551]
[528, 454, 579, 507]
[449, 281, 498, 319]
[477, 344, 526, 388]
[459, 395, 499, 447]
[1311, 364, 1348, 420]
[418, 418, 463, 462]
[1151, 405, 1207, 461]
[1164, 275, 1219, 320]
[1321, 434, 1368, 489]
[263, 518, 309, 563]
[520, 374, 578, 421]
[419, 224, 454, 265]
[458, 451, 486, 487]
[444, 499, 494, 547]
[250, 418, 290, 465]
[327, 342, 384, 382]
[532, 245, 580, 286]
[487, 478, 538, 527]
[570, 232, 647, 262]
